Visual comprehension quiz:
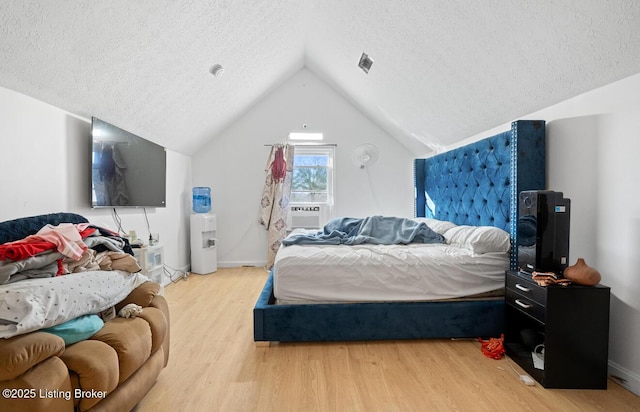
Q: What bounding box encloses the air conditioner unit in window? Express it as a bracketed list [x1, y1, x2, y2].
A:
[286, 204, 330, 230]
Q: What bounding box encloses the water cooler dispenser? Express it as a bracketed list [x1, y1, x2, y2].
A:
[190, 213, 217, 274]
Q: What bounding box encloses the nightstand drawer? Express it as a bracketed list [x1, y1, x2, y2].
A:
[505, 288, 545, 322]
[506, 272, 547, 306]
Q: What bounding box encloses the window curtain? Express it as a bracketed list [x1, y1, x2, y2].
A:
[258, 144, 295, 269]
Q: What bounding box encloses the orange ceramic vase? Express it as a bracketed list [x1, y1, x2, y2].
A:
[564, 258, 601, 286]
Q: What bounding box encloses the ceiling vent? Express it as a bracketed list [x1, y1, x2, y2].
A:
[358, 52, 374, 74]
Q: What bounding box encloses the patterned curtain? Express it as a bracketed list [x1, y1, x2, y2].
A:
[259, 144, 295, 269]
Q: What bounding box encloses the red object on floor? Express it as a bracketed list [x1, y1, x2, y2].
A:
[478, 334, 505, 359]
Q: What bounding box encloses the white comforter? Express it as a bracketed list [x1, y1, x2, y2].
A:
[0, 270, 149, 339]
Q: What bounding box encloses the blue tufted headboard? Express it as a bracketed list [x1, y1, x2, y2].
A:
[415, 120, 546, 269]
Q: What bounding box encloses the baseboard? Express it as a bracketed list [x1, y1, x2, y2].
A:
[609, 360, 640, 396]
[217, 260, 267, 269]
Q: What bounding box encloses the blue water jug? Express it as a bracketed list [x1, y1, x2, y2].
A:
[192, 187, 211, 213]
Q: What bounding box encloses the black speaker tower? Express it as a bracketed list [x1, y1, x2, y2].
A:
[517, 190, 571, 275]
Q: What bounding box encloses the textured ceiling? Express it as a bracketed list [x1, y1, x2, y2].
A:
[1, 1, 640, 155]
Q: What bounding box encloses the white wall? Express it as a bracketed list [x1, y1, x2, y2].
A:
[458, 73, 640, 395]
[192, 68, 414, 267]
[0, 86, 193, 277]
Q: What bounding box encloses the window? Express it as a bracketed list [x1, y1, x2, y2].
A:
[291, 146, 334, 204]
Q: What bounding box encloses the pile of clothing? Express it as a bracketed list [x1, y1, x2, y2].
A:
[0, 223, 140, 285]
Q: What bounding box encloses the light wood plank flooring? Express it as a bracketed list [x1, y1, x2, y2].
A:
[135, 267, 640, 412]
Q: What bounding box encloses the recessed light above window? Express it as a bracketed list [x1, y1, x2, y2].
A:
[358, 52, 374, 74]
[289, 132, 324, 141]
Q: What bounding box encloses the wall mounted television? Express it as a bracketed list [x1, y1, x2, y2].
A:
[91, 117, 166, 208]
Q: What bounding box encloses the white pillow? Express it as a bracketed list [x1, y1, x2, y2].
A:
[444, 225, 510, 254]
[412, 218, 458, 235]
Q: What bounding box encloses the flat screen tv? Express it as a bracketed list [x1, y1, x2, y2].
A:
[91, 117, 166, 208]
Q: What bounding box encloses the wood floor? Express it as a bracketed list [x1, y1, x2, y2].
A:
[135, 267, 640, 412]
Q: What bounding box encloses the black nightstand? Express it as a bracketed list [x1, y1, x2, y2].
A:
[504, 270, 610, 389]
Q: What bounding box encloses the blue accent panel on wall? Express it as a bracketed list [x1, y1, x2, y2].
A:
[414, 120, 546, 270]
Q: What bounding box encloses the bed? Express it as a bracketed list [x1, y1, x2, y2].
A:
[254, 120, 546, 342]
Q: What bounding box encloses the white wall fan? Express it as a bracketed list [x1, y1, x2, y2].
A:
[352, 144, 379, 169]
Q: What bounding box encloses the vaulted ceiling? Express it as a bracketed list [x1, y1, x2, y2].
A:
[2, 1, 639, 155]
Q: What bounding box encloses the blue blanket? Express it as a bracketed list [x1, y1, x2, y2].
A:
[282, 216, 445, 246]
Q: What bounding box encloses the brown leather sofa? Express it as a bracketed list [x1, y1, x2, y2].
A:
[0, 282, 170, 412]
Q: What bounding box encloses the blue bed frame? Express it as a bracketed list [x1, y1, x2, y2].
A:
[254, 120, 546, 342]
